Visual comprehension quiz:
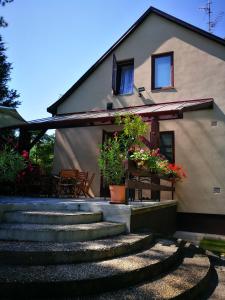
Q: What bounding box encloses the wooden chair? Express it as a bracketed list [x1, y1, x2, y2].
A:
[57, 169, 79, 197]
[74, 171, 88, 198]
[76, 173, 95, 198]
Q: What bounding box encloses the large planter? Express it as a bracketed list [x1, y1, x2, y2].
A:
[109, 185, 126, 204]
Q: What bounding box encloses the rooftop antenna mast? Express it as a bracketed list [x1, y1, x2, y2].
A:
[199, 0, 224, 33]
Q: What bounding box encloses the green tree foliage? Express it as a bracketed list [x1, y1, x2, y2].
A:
[0, 0, 14, 27]
[30, 133, 55, 175]
[0, 35, 20, 107]
[0, 0, 20, 107]
[0, 0, 20, 146]
[0, 145, 26, 183]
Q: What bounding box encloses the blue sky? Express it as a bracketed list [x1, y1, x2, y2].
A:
[1, 0, 225, 121]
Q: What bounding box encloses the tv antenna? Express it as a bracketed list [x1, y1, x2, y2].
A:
[199, 0, 224, 33]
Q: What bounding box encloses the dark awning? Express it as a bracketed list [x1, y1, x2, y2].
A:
[2, 98, 213, 130]
[0, 106, 27, 129]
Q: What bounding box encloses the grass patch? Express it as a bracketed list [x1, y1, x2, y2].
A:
[200, 238, 225, 255]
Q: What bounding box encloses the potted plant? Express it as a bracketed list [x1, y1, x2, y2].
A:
[98, 114, 148, 204]
[98, 135, 126, 203]
[129, 146, 186, 181]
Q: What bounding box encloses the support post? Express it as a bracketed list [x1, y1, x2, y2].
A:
[150, 117, 160, 201]
[18, 129, 31, 154]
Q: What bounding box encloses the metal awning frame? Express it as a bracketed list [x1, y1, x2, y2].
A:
[1, 98, 214, 131]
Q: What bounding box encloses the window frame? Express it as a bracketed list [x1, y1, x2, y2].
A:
[159, 131, 175, 164]
[151, 52, 174, 91]
[112, 56, 134, 96]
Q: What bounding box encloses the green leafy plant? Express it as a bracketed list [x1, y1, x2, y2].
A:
[115, 113, 148, 151]
[98, 136, 126, 185]
[98, 114, 147, 185]
[0, 146, 26, 183]
[129, 147, 186, 181]
[30, 133, 55, 175]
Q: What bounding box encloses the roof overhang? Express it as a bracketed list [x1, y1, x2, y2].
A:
[2, 98, 213, 131]
[0, 106, 27, 129]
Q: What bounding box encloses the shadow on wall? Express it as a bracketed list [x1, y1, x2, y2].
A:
[53, 126, 118, 196]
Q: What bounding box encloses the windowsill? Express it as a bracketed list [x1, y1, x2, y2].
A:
[151, 86, 175, 92]
[114, 92, 134, 96]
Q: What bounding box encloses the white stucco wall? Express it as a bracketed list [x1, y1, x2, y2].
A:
[53, 12, 225, 215]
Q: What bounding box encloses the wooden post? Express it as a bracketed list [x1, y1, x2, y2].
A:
[18, 129, 31, 154]
[150, 117, 160, 149]
[150, 117, 160, 201]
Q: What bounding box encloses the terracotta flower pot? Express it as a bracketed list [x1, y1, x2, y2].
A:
[109, 185, 126, 204]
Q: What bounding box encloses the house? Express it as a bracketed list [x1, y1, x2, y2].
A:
[46, 7, 224, 234]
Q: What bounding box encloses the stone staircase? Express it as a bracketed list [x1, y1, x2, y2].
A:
[0, 206, 222, 299]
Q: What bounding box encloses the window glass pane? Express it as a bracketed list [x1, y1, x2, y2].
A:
[119, 64, 134, 94]
[160, 133, 172, 147]
[155, 55, 171, 88]
[160, 132, 174, 163]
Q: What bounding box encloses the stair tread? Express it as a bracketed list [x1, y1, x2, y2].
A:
[5, 210, 101, 217]
[95, 254, 210, 299]
[0, 221, 123, 231]
[209, 262, 225, 299]
[0, 233, 150, 252]
[0, 233, 154, 265]
[0, 233, 149, 252]
[0, 240, 178, 283]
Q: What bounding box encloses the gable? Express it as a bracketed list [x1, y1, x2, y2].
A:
[47, 6, 225, 115]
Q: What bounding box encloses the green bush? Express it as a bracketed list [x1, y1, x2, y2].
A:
[30, 133, 55, 175]
[0, 146, 26, 183]
[98, 136, 126, 185]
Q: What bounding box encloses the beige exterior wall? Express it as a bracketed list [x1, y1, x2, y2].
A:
[53, 13, 225, 215]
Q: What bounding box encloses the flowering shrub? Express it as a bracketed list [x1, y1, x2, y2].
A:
[164, 163, 187, 181]
[17, 150, 41, 184]
[129, 147, 186, 181]
[0, 146, 26, 183]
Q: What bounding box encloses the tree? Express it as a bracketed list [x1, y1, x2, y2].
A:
[30, 133, 55, 175]
[0, 36, 20, 107]
[0, 0, 20, 108]
[0, 0, 20, 148]
[0, 0, 13, 28]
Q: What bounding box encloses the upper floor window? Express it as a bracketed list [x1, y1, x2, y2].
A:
[151, 52, 174, 90]
[112, 55, 134, 95]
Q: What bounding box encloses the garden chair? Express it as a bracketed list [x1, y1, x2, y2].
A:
[76, 173, 95, 198]
[57, 169, 79, 197]
[74, 171, 88, 198]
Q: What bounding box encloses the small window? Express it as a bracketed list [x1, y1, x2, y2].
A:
[152, 52, 174, 90]
[112, 55, 134, 95]
[160, 131, 175, 163]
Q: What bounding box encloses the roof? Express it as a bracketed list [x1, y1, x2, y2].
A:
[0, 106, 26, 129]
[6, 98, 213, 130]
[47, 6, 225, 115]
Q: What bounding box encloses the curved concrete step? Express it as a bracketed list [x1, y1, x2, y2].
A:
[0, 233, 153, 265]
[0, 240, 181, 298]
[3, 210, 102, 225]
[0, 221, 126, 242]
[95, 254, 211, 299]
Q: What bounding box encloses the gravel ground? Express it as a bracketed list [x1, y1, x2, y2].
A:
[0, 240, 177, 282]
[0, 233, 150, 252]
[90, 254, 209, 300]
[209, 256, 225, 299]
